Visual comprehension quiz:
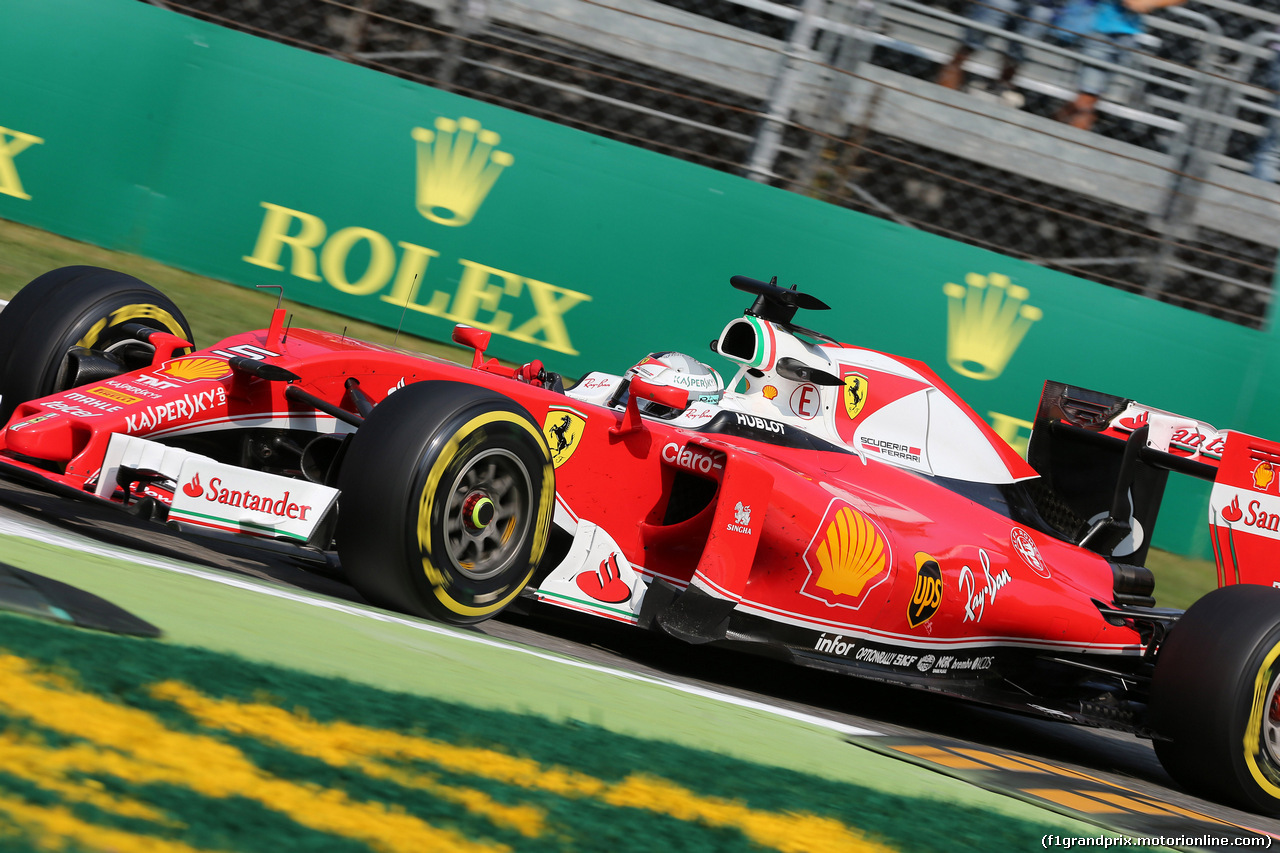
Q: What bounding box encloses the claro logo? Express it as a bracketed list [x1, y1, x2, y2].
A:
[183, 473, 314, 521]
[661, 442, 723, 476]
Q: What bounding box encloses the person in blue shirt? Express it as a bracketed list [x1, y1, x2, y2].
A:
[938, 0, 1058, 105]
[1055, 0, 1185, 131]
[1250, 28, 1280, 182]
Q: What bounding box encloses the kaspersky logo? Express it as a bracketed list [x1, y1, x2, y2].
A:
[411, 117, 512, 227]
[943, 272, 1041, 381]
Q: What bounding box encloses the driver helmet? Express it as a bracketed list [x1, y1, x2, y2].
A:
[623, 352, 724, 418]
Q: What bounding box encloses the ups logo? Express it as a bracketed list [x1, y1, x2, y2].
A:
[908, 553, 943, 628]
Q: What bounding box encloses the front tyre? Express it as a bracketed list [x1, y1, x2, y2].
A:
[336, 381, 554, 625]
[0, 266, 193, 424]
[1149, 584, 1280, 815]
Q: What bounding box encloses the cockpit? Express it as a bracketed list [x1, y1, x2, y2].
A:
[565, 275, 1036, 486]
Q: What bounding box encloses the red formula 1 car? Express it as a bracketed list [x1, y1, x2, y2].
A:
[4, 265, 1280, 814]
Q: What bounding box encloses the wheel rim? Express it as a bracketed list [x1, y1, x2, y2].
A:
[441, 447, 532, 580]
[104, 338, 157, 368]
[1264, 671, 1280, 767]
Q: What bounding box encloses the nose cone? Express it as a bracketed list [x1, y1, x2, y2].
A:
[4, 411, 86, 462]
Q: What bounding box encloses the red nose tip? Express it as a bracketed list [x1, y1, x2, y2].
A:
[4, 412, 88, 462]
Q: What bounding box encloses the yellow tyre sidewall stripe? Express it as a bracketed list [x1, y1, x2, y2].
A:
[1244, 639, 1280, 798]
[76, 303, 187, 349]
[416, 409, 553, 618]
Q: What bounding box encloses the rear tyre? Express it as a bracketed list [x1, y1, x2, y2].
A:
[336, 381, 554, 624]
[1149, 584, 1280, 815]
[0, 266, 193, 424]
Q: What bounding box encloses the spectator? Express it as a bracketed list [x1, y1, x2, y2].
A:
[1250, 29, 1280, 183]
[1054, 0, 1186, 131]
[937, 0, 1058, 106]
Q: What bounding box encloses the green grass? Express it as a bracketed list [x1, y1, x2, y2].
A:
[0, 217, 466, 363]
[0, 610, 1102, 853]
[1146, 548, 1218, 611]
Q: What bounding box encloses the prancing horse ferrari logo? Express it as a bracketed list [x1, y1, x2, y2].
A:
[542, 408, 586, 468]
[843, 373, 868, 420]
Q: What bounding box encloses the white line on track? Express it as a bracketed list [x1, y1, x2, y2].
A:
[0, 514, 881, 738]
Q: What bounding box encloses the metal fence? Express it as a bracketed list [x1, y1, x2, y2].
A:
[141, 0, 1280, 328]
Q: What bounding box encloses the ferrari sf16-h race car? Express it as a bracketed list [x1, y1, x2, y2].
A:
[3, 265, 1280, 814]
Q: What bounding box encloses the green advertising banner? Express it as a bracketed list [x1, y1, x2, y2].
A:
[0, 0, 1270, 558]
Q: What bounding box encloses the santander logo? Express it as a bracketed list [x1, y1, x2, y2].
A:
[1218, 493, 1280, 534]
[1119, 411, 1150, 431]
[575, 552, 631, 603]
[182, 474, 314, 521]
[1223, 495, 1243, 523]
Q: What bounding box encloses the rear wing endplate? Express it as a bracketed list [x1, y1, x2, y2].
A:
[1030, 382, 1280, 588]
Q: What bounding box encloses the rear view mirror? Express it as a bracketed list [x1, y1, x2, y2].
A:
[631, 377, 689, 411]
[612, 377, 689, 436]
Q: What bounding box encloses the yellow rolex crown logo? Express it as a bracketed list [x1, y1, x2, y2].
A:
[943, 272, 1042, 381]
[412, 116, 513, 227]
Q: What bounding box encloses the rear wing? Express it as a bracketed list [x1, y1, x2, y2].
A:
[1027, 382, 1279, 588]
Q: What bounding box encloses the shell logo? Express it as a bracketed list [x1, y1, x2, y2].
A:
[1254, 461, 1275, 492]
[801, 501, 893, 610]
[160, 358, 231, 382]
